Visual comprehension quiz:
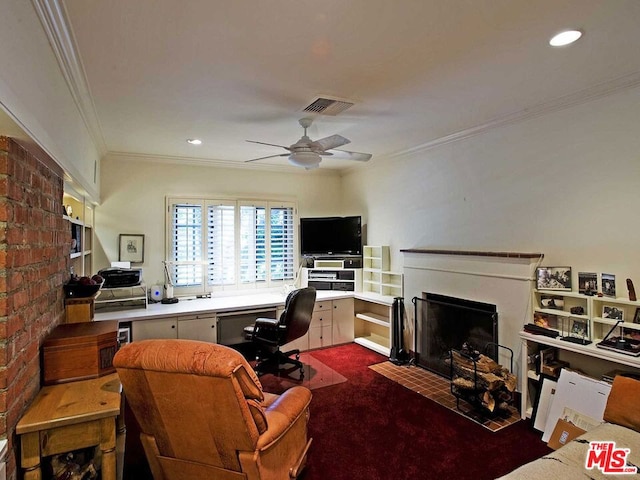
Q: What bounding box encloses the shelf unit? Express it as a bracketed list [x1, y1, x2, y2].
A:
[353, 295, 394, 356]
[362, 245, 403, 297]
[63, 190, 94, 277]
[521, 289, 640, 419]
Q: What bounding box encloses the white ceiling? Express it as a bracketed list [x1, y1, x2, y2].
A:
[52, 0, 640, 170]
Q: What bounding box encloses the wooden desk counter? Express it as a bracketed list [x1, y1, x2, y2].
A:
[16, 374, 121, 480]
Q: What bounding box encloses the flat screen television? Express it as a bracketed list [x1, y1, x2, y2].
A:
[300, 216, 362, 256]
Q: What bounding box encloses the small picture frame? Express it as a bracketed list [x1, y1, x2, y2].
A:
[578, 272, 597, 295]
[633, 308, 640, 324]
[603, 305, 624, 321]
[119, 234, 145, 263]
[541, 295, 564, 310]
[601, 273, 616, 297]
[571, 318, 588, 338]
[536, 267, 572, 291]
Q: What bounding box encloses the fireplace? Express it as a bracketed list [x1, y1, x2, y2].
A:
[414, 293, 498, 378]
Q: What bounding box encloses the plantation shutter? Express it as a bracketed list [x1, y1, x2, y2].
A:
[207, 202, 236, 286]
[168, 196, 297, 292]
[270, 204, 295, 281]
[171, 202, 203, 287]
[239, 204, 267, 284]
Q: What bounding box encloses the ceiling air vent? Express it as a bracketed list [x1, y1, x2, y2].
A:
[303, 97, 354, 116]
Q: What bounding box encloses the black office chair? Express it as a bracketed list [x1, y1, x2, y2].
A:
[244, 287, 317, 377]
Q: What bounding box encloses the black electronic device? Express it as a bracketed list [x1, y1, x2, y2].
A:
[98, 267, 142, 288]
[300, 216, 362, 257]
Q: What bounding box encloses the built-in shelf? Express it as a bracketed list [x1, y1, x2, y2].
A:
[356, 312, 389, 327]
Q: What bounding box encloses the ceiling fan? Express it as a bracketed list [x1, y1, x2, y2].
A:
[246, 118, 372, 169]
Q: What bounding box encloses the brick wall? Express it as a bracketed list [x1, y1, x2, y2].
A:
[0, 136, 68, 479]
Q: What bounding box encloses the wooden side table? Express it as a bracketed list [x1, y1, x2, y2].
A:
[16, 374, 122, 480]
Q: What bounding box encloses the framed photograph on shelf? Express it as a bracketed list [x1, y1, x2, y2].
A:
[578, 272, 597, 295]
[634, 308, 640, 324]
[602, 305, 624, 320]
[601, 273, 616, 297]
[571, 318, 588, 338]
[119, 234, 145, 263]
[536, 267, 572, 291]
[540, 295, 564, 310]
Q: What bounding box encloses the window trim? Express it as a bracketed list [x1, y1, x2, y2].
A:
[166, 195, 298, 296]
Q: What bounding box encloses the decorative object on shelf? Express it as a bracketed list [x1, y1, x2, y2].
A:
[536, 266, 572, 291]
[578, 272, 597, 295]
[634, 308, 640, 324]
[596, 319, 640, 357]
[561, 318, 591, 345]
[118, 233, 144, 263]
[627, 278, 637, 301]
[601, 273, 616, 297]
[570, 306, 585, 315]
[540, 294, 564, 310]
[63, 275, 104, 298]
[603, 305, 624, 320]
[65, 205, 73, 217]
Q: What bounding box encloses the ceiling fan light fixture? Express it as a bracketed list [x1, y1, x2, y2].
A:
[549, 30, 582, 47]
[289, 151, 320, 168]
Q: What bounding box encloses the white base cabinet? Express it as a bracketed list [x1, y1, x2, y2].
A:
[178, 313, 217, 343]
[132, 317, 178, 340]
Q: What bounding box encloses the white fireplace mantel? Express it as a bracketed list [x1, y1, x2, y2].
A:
[401, 248, 544, 392]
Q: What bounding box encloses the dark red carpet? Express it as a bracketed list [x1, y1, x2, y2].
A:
[285, 343, 552, 480]
[124, 343, 552, 479]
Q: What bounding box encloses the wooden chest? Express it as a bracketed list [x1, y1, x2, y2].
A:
[42, 320, 119, 385]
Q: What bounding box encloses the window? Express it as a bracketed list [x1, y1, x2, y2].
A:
[167, 197, 297, 295]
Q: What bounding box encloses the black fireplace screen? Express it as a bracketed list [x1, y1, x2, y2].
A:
[413, 293, 498, 378]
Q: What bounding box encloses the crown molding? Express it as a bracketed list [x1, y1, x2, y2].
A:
[32, 0, 107, 156]
[106, 151, 341, 176]
[389, 71, 640, 159]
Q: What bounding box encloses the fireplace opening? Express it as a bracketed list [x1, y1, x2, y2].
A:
[414, 293, 498, 378]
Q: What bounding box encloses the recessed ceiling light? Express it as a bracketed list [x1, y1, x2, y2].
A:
[186, 139, 202, 145]
[549, 30, 582, 47]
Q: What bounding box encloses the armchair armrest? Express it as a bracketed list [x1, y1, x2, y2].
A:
[257, 386, 312, 450]
[254, 317, 279, 328]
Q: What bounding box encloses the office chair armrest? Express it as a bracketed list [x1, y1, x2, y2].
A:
[257, 386, 312, 450]
[254, 317, 279, 328]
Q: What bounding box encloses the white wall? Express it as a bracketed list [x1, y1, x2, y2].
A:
[343, 86, 640, 282]
[342, 86, 640, 361]
[95, 156, 344, 286]
[0, 1, 100, 200]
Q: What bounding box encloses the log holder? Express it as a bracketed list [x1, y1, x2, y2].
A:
[449, 342, 514, 419]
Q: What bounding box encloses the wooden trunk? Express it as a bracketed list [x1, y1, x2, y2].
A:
[42, 321, 119, 385]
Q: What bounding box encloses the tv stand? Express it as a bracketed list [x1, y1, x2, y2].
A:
[302, 267, 362, 292]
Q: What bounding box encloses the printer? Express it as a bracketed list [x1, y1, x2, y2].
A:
[98, 267, 143, 288]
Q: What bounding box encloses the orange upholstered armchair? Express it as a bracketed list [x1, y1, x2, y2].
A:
[114, 339, 313, 480]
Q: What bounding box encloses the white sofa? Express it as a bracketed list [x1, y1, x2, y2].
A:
[498, 376, 640, 479]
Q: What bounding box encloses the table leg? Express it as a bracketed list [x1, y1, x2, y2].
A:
[100, 417, 117, 480]
[20, 432, 42, 480]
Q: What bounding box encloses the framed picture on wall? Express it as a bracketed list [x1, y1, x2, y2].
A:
[119, 234, 145, 263]
[536, 267, 572, 291]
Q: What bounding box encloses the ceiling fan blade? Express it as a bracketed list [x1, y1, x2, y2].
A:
[313, 134, 350, 152]
[245, 153, 289, 163]
[246, 140, 291, 150]
[328, 150, 372, 162]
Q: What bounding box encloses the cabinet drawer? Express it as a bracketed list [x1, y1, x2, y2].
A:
[311, 310, 332, 327]
[178, 313, 216, 322]
[313, 301, 332, 313]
